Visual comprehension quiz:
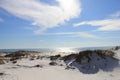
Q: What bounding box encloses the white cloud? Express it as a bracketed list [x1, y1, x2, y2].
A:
[39, 32, 96, 38]
[0, 0, 81, 33]
[74, 11, 120, 31]
[74, 19, 120, 31]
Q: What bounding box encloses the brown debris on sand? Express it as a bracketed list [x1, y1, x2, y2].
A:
[0, 56, 5, 64]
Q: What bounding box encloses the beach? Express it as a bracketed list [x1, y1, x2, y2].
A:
[0, 47, 120, 80]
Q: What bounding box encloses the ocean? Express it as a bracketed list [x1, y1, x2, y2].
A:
[0, 46, 113, 53]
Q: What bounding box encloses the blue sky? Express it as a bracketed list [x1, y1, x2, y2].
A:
[0, 0, 120, 49]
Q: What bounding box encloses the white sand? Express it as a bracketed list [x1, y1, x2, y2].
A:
[0, 58, 120, 80]
[0, 49, 120, 80]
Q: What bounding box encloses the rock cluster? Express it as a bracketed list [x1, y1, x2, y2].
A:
[62, 50, 119, 74]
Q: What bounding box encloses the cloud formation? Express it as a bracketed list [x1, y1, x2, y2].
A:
[74, 11, 120, 32]
[74, 19, 120, 31]
[111, 11, 120, 18]
[40, 32, 96, 38]
[0, 0, 81, 33]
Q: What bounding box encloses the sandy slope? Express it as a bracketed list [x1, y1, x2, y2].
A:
[0, 58, 120, 80]
[114, 49, 120, 59]
[0, 49, 120, 80]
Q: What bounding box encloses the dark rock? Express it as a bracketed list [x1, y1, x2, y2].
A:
[62, 49, 119, 74]
[49, 62, 57, 66]
[5, 51, 25, 58]
[4, 50, 39, 59]
[0, 73, 4, 76]
[10, 57, 19, 61]
[30, 58, 34, 61]
[95, 50, 115, 57]
[115, 46, 120, 50]
[62, 50, 116, 64]
[75, 50, 115, 64]
[60, 64, 63, 66]
[65, 66, 75, 70]
[76, 50, 92, 63]
[62, 54, 78, 61]
[50, 55, 61, 60]
[34, 64, 43, 68]
[12, 61, 17, 64]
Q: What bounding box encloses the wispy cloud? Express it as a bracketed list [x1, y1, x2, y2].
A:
[0, 18, 4, 22]
[0, 0, 81, 33]
[110, 11, 120, 18]
[74, 19, 120, 31]
[38, 32, 97, 38]
[58, 41, 118, 48]
[73, 11, 120, 31]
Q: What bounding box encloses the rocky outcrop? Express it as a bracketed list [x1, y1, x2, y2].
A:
[5, 51, 26, 58]
[112, 46, 120, 50]
[76, 50, 116, 64]
[63, 50, 119, 74]
[49, 54, 61, 60]
[4, 50, 40, 61]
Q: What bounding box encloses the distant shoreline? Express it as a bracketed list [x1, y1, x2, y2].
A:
[0, 46, 114, 53]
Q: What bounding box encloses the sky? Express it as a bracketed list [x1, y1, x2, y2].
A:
[0, 0, 120, 49]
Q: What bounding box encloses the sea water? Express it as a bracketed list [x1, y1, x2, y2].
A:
[0, 46, 113, 53]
